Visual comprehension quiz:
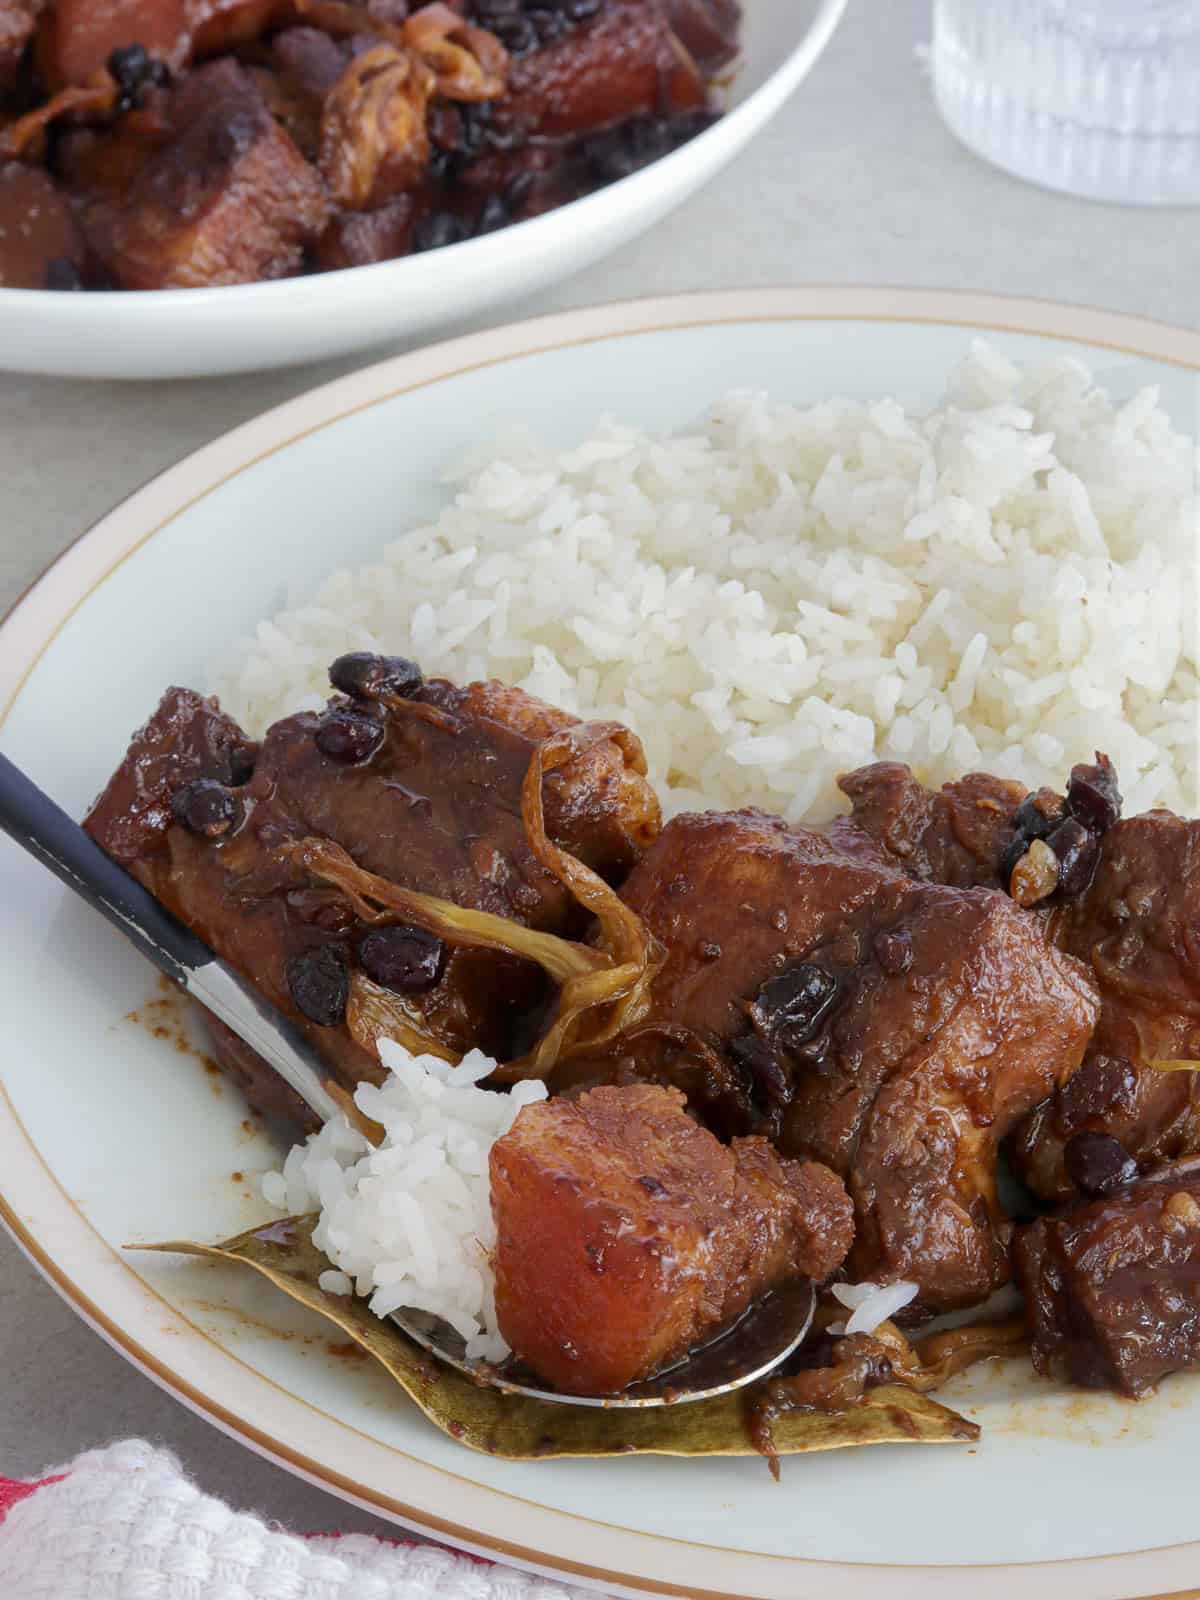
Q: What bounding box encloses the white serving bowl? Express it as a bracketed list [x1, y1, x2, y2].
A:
[0, 0, 845, 379]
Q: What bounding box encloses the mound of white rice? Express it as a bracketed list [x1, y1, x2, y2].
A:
[217, 341, 1197, 822]
[261, 1039, 547, 1361]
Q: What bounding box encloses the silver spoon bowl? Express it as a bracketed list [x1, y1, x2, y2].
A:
[394, 1279, 816, 1407]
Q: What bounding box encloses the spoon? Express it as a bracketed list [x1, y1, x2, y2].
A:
[399, 1282, 815, 1406]
[0, 750, 817, 1406]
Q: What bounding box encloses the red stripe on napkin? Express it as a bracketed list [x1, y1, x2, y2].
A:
[0, 1474, 64, 1524]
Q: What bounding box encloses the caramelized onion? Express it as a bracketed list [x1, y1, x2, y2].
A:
[0, 77, 116, 157]
[288, 721, 659, 1081]
[495, 724, 663, 1078]
[345, 971, 459, 1066]
[379, 693, 463, 735]
[401, 3, 507, 101]
[890, 1317, 1027, 1391]
[319, 44, 433, 209]
[288, 836, 606, 985]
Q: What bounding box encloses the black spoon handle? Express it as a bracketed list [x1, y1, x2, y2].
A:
[0, 750, 213, 982]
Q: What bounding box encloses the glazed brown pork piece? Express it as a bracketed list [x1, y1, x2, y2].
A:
[553, 807, 1099, 1313]
[829, 761, 1025, 889]
[64, 59, 330, 288]
[0, 0, 42, 90]
[36, 0, 291, 89]
[490, 1082, 853, 1394]
[832, 753, 1123, 904]
[313, 189, 425, 269]
[85, 655, 660, 1126]
[37, 0, 194, 88]
[0, 160, 84, 286]
[486, 0, 705, 144]
[1011, 810, 1200, 1202]
[664, 0, 739, 69]
[1014, 1160, 1200, 1395]
[84, 685, 258, 868]
[838, 756, 1200, 1203]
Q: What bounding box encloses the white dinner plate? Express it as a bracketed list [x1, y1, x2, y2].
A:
[1, 288, 1199, 1600]
[0, 0, 845, 379]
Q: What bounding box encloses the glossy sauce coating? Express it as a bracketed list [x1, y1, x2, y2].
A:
[834, 764, 1200, 1210]
[489, 0, 702, 142]
[67, 59, 331, 287]
[37, 0, 192, 88]
[828, 760, 1026, 889]
[0, 157, 83, 284]
[555, 806, 1099, 1312]
[83, 674, 1200, 1402]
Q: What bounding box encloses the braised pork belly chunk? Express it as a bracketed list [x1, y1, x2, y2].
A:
[64, 59, 330, 288]
[490, 1082, 853, 1395]
[84, 655, 660, 1125]
[1011, 811, 1200, 1201]
[833, 752, 1123, 905]
[553, 806, 1099, 1312]
[0, 157, 83, 285]
[85, 686, 259, 866]
[1015, 1162, 1200, 1396]
[834, 756, 1200, 1207]
[37, 0, 194, 89]
[486, 0, 705, 145]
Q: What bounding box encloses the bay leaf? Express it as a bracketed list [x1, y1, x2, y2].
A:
[134, 1217, 981, 1461]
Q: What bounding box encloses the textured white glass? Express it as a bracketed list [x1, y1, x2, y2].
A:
[932, 0, 1200, 204]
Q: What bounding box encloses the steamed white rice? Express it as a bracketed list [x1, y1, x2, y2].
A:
[217, 341, 1198, 821]
[262, 1039, 546, 1361]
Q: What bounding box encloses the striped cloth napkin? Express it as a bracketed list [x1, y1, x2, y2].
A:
[0, 1438, 592, 1600]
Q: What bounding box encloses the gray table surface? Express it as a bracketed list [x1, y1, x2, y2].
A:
[1, 0, 1196, 1543]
